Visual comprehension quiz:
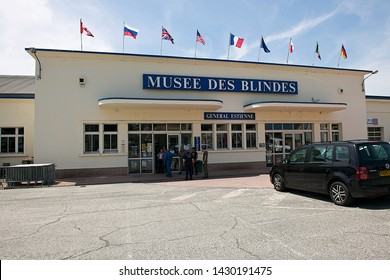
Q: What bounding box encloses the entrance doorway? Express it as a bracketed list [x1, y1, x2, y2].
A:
[266, 132, 307, 166]
[154, 134, 167, 174]
[154, 134, 180, 173]
[128, 123, 192, 174]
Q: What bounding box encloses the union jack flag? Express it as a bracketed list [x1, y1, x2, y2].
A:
[162, 26, 174, 44]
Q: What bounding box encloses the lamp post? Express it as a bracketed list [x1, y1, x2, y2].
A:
[362, 70, 378, 92]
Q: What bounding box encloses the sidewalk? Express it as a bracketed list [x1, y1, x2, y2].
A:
[55, 169, 273, 189]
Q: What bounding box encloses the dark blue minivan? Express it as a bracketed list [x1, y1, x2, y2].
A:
[270, 141, 390, 206]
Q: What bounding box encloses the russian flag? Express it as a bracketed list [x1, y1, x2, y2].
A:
[124, 25, 139, 39]
[230, 33, 244, 48]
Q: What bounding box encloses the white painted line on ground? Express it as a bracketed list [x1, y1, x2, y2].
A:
[221, 189, 249, 199]
[171, 193, 198, 201]
[261, 192, 287, 206]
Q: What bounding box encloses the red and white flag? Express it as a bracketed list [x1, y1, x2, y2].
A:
[80, 20, 94, 37]
[289, 38, 294, 53]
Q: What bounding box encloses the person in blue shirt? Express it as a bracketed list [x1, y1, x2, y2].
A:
[163, 148, 173, 177]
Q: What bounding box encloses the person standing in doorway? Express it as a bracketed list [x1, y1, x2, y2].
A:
[191, 147, 198, 175]
[163, 148, 173, 177]
[157, 148, 165, 174]
[183, 146, 193, 180]
[178, 145, 185, 175]
[202, 146, 209, 179]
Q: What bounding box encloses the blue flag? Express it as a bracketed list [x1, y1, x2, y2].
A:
[260, 36, 270, 53]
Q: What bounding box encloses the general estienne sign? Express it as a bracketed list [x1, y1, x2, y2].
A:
[143, 74, 298, 94]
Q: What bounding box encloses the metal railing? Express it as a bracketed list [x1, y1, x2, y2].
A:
[2, 163, 55, 188]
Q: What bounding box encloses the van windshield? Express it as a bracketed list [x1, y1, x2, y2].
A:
[357, 143, 390, 161]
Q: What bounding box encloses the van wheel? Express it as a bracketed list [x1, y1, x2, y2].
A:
[329, 181, 353, 206]
[273, 174, 287, 192]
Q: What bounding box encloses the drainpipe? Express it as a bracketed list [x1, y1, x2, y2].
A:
[29, 48, 42, 80]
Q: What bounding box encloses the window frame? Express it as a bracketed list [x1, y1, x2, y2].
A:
[84, 124, 100, 154]
[103, 124, 118, 153]
[0, 127, 24, 154]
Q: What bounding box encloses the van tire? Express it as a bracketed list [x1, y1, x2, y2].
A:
[273, 174, 287, 192]
[329, 181, 353, 206]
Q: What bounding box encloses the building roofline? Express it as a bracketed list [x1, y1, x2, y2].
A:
[25, 47, 372, 74]
[0, 93, 35, 99]
[366, 95, 390, 100]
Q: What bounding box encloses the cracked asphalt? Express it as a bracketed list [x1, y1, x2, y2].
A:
[0, 176, 390, 260]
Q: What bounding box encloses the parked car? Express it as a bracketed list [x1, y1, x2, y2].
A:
[269, 140, 390, 206]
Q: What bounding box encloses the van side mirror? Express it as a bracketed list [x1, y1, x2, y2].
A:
[283, 157, 289, 164]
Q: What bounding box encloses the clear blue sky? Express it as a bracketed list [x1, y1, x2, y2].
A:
[1, 0, 389, 95]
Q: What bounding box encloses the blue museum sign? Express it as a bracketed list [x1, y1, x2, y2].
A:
[143, 74, 298, 94]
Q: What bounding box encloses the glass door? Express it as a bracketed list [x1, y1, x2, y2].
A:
[128, 134, 140, 174]
[167, 134, 180, 172]
[284, 133, 304, 152]
[140, 134, 153, 173]
[266, 132, 304, 166]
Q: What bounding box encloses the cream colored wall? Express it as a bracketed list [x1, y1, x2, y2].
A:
[366, 99, 390, 141]
[32, 51, 368, 169]
[0, 99, 34, 165]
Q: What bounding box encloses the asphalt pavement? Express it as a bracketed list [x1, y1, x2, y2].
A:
[1, 173, 390, 260]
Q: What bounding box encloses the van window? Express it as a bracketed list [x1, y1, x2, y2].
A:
[357, 143, 390, 161]
[289, 148, 308, 163]
[335, 146, 350, 162]
[309, 145, 327, 162]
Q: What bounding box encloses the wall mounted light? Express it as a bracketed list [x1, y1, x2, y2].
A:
[79, 76, 86, 87]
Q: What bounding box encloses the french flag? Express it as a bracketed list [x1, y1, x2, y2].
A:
[230, 33, 244, 48]
[124, 25, 139, 39]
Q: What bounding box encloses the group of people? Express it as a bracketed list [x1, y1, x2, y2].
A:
[156, 146, 208, 179]
[181, 146, 208, 180]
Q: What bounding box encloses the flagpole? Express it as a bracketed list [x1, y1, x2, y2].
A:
[160, 26, 163, 55]
[194, 31, 198, 58]
[257, 36, 262, 62]
[227, 33, 231, 60]
[286, 37, 291, 64]
[312, 42, 316, 66]
[122, 21, 125, 53]
[80, 18, 83, 51]
[337, 53, 341, 67]
[337, 45, 342, 67]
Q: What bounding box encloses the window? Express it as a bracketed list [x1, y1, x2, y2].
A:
[265, 123, 311, 130]
[84, 124, 99, 153]
[181, 124, 192, 131]
[289, 148, 308, 163]
[320, 124, 329, 142]
[201, 124, 213, 150]
[320, 123, 342, 142]
[367, 127, 383, 141]
[309, 145, 327, 162]
[141, 124, 152, 131]
[153, 124, 166, 131]
[335, 146, 350, 162]
[331, 124, 341, 141]
[167, 123, 180, 131]
[217, 124, 228, 149]
[103, 124, 118, 153]
[358, 143, 390, 161]
[128, 124, 140, 131]
[246, 124, 257, 149]
[231, 124, 242, 149]
[1, 127, 24, 154]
